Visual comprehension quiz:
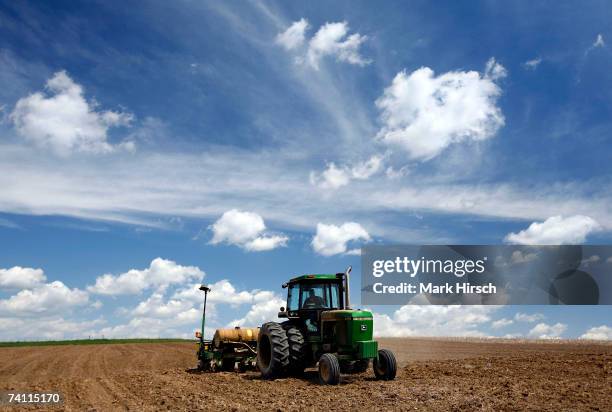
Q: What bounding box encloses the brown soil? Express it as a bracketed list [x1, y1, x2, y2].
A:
[1, 338, 610, 411]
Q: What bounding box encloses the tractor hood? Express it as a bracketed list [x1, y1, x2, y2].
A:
[321, 310, 373, 320]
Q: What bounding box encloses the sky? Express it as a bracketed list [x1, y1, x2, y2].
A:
[0, 0, 611, 341]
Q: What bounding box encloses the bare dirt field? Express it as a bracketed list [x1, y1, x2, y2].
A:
[1, 338, 610, 411]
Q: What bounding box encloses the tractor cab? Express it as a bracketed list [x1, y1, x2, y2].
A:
[280, 273, 345, 336]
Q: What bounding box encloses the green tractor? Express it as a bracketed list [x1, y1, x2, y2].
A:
[256, 266, 397, 384]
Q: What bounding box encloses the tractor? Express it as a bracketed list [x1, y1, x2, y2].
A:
[256, 267, 397, 384]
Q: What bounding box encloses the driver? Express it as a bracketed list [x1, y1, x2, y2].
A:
[303, 289, 325, 308]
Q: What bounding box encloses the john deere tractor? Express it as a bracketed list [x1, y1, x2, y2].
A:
[256, 267, 397, 384]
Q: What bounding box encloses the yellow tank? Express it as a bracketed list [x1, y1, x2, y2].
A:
[213, 327, 260, 347]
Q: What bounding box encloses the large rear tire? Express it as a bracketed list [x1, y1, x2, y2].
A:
[282, 321, 307, 375]
[373, 349, 397, 381]
[256, 322, 289, 379]
[318, 353, 340, 385]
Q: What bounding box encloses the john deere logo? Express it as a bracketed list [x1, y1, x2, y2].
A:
[360, 324, 367, 331]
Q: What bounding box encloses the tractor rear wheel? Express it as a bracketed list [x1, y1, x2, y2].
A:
[256, 322, 290, 379]
[282, 321, 307, 375]
[373, 349, 397, 381]
[318, 353, 340, 385]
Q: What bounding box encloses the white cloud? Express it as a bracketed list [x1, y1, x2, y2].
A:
[491, 318, 514, 329]
[523, 57, 542, 70]
[375, 59, 505, 161]
[310, 163, 350, 189]
[593, 34, 605, 48]
[0, 266, 46, 289]
[276, 19, 369, 69]
[132, 291, 194, 318]
[514, 312, 545, 323]
[245, 235, 289, 252]
[504, 215, 601, 245]
[87, 258, 204, 295]
[310, 155, 383, 189]
[484, 57, 507, 80]
[228, 296, 284, 327]
[581, 255, 600, 267]
[509, 250, 538, 265]
[528, 322, 567, 339]
[0, 316, 105, 340]
[209, 209, 288, 251]
[580, 325, 612, 340]
[373, 305, 498, 337]
[0, 281, 89, 316]
[10, 71, 133, 155]
[307, 22, 369, 69]
[173, 279, 274, 306]
[275, 18, 309, 50]
[311, 222, 370, 256]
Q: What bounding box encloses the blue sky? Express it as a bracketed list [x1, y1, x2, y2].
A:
[0, 1, 610, 340]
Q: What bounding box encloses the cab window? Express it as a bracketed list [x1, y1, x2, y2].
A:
[299, 283, 341, 309]
[287, 284, 300, 311]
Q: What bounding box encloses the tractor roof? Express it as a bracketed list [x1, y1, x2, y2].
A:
[288, 273, 342, 283]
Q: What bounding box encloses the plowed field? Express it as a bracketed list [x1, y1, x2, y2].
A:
[1, 338, 610, 411]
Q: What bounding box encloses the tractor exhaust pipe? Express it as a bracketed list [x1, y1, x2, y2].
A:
[344, 266, 352, 309]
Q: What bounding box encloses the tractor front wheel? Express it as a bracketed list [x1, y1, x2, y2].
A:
[318, 353, 340, 385]
[256, 322, 290, 379]
[373, 349, 397, 381]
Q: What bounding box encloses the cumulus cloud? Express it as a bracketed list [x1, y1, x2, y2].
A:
[87, 258, 204, 295]
[0, 316, 105, 341]
[173, 279, 274, 306]
[310, 155, 383, 189]
[132, 291, 195, 318]
[491, 318, 514, 329]
[276, 19, 369, 69]
[373, 305, 498, 337]
[209, 209, 288, 251]
[0, 266, 46, 289]
[275, 18, 309, 50]
[509, 250, 538, 265]
[581, 255, 600, 267]
[504, 215, 601, 245]
[10, 71, 133, 155]
[514, 312, 545, 322]
[228, 296, 285, 327]
[311, 222, 370, 256]
[580, 325, 612, 340]
[528, 322, 567, 339]
[375, 58, 505, 161]
[0, 281, 89, 316]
